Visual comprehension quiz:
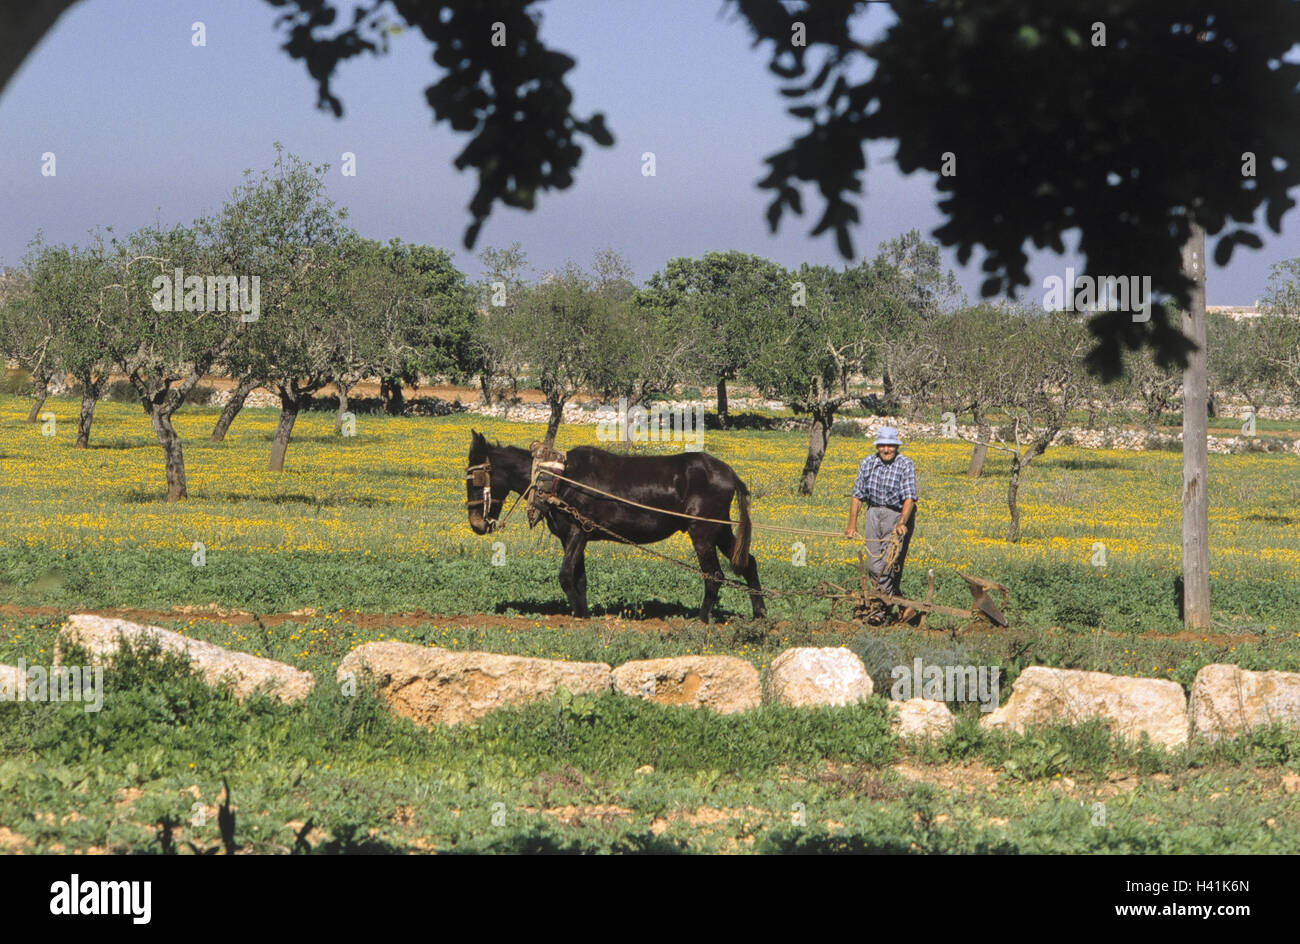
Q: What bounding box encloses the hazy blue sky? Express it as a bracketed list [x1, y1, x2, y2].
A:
[1, 0, 1295, 304]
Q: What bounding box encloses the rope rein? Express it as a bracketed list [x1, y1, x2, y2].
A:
[543, 470, 898, 544]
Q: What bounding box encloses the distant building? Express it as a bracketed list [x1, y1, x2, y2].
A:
[1207, 304, 1261, 320]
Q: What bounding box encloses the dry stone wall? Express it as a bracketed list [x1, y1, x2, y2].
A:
[27, 623, 1300, 748]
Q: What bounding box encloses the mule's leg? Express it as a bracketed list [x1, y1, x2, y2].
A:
[559, 529, 590, 617]
[574, 544, 588, 603]
[691, 527, 725, 623]
[718, 528, 766, 618]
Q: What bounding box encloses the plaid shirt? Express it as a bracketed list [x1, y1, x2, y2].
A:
[852, 453, 918, 509]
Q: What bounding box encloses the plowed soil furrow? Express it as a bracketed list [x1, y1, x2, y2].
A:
[0, 604, 1269, 645]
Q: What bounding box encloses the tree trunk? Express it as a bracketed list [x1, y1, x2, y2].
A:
[1181, 221, 1211, 630]
[1006, 454, 1022, 543]
[967, 403, 989, 477]
[479, 372, 491, 404]
[544, 395, 564, 447]
[1246, 396, 1262, 429]
[335, 381, 351, 434]
[1005, 434, 1054, 543]
[797, 405, 834, 496]
[76, 394, 97, 448]
[381, 377, 405, 416]
[1144, 400, 1162, 430]
[211, 375, 258, 442]
[716, 378, 729, 429]
[26, 376, 48, 423]
[148, 408, 187, 502]
[268, 393, 300, 472]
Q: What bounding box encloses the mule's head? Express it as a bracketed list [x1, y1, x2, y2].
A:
[466, 429, 506, 534]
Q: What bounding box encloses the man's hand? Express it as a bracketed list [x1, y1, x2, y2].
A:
[893, 520, 908, 536]
[845, 496, 862, 539]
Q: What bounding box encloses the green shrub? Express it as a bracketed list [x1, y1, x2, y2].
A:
[106, 380, 138, 403]
[185, 384, 217, 406]
[0, 370, 32, 395]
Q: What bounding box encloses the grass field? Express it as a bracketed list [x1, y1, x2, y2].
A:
[3, 394, 1298, 631]
[1, 392, 1299, 853]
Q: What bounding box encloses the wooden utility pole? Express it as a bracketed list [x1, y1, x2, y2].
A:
[1181, 221, 1211, 630]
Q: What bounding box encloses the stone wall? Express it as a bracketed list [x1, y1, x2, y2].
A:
[15, 621, 1300, 748]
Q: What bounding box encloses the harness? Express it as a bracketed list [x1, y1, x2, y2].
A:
[527, 441, 567, 528]
[465, 442, 569, 532]
[464, 459, 495, 529]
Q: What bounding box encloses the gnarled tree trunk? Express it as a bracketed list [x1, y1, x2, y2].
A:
[1005, 434, 1054, 543]
[76, 394, 97, 448]
[26, 372, 49, 423]
[211, 375, 258, 442]
[334, 380, 352, 434]
[74, 371, 105, 448]
[268, 391, 300, 472]
[716, 378, 729, 429]
[544, 395, 565, 447]
[1006, 456, 1023, 543]
[148, 407, 188, 502]
[381, 376, 405, 416]
[797, 404, 835, 496]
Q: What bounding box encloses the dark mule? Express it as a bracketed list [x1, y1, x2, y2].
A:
[466, 430, 765, 622]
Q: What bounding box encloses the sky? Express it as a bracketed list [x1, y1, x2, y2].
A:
[1, 0, 1296, 305]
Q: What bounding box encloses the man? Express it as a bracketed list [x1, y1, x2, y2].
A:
[844, 427, 918, 624]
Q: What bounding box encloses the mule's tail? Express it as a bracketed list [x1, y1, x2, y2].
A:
[731, 478, 752, 570]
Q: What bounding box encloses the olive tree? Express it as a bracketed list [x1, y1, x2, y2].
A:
[744, 262, 905, 495]
[24, 234, 118, 446]
[983, 312, 1095, 543]
[1207, 312, 1286, 423]
[1, 242, 58, 423]
[99, 223, 246, 501]
[639, 251, 787, 427]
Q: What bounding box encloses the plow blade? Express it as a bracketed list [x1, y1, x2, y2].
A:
[959, 573, 1009, 627]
